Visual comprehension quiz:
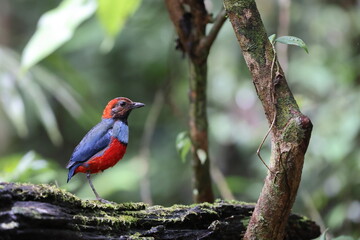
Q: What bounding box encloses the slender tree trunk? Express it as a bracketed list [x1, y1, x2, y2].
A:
[188, 60, 213, 202]
[164, 0, 226, 203]
[223, 1, 313, 239]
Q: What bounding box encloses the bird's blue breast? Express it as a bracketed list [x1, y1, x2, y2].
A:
[112, 121, 129, 144]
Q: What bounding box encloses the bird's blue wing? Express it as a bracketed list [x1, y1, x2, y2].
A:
[67, 118, 115, 169]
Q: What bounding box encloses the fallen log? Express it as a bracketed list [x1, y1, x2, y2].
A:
[0, 182, 320, 240]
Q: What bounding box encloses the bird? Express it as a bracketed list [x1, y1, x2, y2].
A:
[66, 97, 145, 202]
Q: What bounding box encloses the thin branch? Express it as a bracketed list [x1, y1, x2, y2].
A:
[164, 0, 188, 52]
[256, 112, 276, 172]
[211, 163, 235, 200]
[256, 43, 278, 173]
[137, 90, 164, 205]
[199, 8, 227, 52]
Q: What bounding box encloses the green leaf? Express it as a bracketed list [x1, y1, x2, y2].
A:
[18, 74, 63, 145]
[0, 151, 59, 183]
[275, 36, 309, 53]
[96, 0, 141, 51]
[97, 0, 141, 37]
[314, 229, 328, 240]
[21, 0, 97, 71]
[268, 34, 276, 44]
[1, 46, 82, 145]
[0, 71, 28, 137]
[176, 131, 191, 163]
[333, 236, 356, 240]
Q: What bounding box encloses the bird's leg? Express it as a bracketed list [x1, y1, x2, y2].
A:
[86, 172, 101, 199]
[86, 173, 112, 204]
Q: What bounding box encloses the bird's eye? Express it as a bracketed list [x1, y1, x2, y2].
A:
[119, 101, 126, 107]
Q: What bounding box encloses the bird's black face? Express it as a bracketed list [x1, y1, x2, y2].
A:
[110, 97, 145, 120]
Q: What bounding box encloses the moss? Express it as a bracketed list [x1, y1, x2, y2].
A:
[128, 232, 154, 240]
[8, 182, 82, 205]
[127, 232, 143, 240]
[224, 0, 254, 11]
[215, 199, 255, 206]
[241, 217, 250, 226]
[298, 215, 310, 222]
[282, 118, 305, 143]
[224, 0, 270, 67]
[79, 200, 146, 211]
[274, 98, 292, 129]
[3, 182, 147, 231]
[73, 213, 138, 230]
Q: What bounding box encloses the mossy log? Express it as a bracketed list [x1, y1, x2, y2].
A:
[0, 182, 320, 240]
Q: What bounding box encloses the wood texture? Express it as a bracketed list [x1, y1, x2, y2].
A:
[0, 182, 320, 240]
[223, 0, 313, 239]
[164, 0, 224, 203]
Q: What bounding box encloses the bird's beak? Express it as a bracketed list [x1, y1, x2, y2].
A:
[132, 102, 145, 109]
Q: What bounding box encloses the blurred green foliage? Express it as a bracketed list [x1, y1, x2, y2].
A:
[176, 131, 191, 163]
[315, 229, 359, 240]
[0, 0, 359, 238]
[21, 0, 97, 70]
[0, 151, 61, 183]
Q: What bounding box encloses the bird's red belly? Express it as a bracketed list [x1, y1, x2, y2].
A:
[75, 139, 127, 174]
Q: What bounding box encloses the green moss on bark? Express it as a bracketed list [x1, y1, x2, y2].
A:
[282, 118, 306, 143]
[0, 182, 320, 239]
[224, 0, 271, 67]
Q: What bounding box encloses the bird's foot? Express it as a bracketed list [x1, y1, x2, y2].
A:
[96, 197, 115, 204]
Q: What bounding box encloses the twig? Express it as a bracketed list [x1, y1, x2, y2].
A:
[256, 42, 278, 173]
[211, 163, 235, 200]
[256, 113, 276, 172]
[199, 8, 227, 51]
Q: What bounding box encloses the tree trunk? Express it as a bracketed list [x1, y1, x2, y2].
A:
[189, 60, 213, 203]
[0, 182, 320, 240]
[223, 1, 313, 240]
[164, 0, 219, 203]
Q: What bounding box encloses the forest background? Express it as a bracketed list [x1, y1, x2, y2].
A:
[0, 0, 359, 238]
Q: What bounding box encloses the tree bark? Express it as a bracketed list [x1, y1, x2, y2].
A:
[164, 0, 226, 203]
[223, 1, 313, 240]
[0, 182, 320, 240]
[188, 60, 213, 203]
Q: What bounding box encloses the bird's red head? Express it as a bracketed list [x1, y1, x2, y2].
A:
[102, 97, 145, 120]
